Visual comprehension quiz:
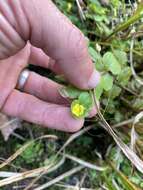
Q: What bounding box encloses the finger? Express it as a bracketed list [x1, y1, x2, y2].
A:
[26, 0, 100, 89]
[88, 107, 97, 118]
[0, 0, 100, 89]
[2, 90, 84, 132]
[23, 71, 69, 105]
[0, 44, 30, 108]
[29, 46, 63, 74]
[29, 46, 50, 68]
[23, 71, 98, 117]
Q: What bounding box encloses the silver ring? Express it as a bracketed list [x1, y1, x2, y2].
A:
[17, 69, 30, 90]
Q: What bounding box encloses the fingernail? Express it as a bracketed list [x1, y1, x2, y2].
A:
[88, 70, 101, 89]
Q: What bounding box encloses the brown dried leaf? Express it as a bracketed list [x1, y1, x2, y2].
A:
[0, 113, 22, 141]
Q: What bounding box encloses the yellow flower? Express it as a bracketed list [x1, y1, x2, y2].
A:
[71, 102, 85, 118]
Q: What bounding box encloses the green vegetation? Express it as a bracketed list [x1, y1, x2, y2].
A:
[0, 0, 143, 189]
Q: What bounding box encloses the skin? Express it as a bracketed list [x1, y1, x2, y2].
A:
[0, 0, 100, 132]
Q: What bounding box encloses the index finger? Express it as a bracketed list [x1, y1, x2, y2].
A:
[27, 0, 100, 89]
[2, 90, 84, 132]
[0, 0, 100, 89]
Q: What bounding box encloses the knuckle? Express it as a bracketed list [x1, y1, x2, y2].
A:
[40, 105, 59, 127]
[0, 1, 27, 59]
[67, 26, 87, 61]
[15, 95, 27, 117]
[0, 87, 14, 112]
[40, 78, 47, 95]
[40, 107, 50, 126]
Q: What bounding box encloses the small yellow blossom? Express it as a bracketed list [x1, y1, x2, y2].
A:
[71, 103, 85, 118]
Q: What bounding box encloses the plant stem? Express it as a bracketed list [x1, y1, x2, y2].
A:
[106, 2, 143, 40]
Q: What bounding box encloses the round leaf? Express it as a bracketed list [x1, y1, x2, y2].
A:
[78, 92, 92, 108]
[101, 74, 113, 91]
[95, 83, 103, 100]
[103, 52, 121, 75]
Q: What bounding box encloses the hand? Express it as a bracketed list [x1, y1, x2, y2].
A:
[0, 0, 100, 132]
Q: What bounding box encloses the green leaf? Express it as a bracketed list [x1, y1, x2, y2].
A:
[117, 67, 132, 86]
[89, 47, 104, 71]
[89, 47, 100, 62]
[133, 99, 143, 111]
[101, 74, 114, 91]
[20, 142, 43, 164]
[102, 99, 116, 114]
[59, 86, 81, 99]
[93, 15, 108, 22]
[105, 85, 121, 99]
[78, 92, 93, 108]
[98, 22, 112, 36]
[88, 3, 106, 15]
[130, 176, 141, 185]
[103, 52, 121, 75]
[110, 162, 141, 190]
[103, 173, 117, 190]
[113, 50, 128, 66]
[114, 111, 124, 123]
[95, 83, 103, 100]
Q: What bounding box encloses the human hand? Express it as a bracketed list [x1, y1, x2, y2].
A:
[0, 0, 100, 132]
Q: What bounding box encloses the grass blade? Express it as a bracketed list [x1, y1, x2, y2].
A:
[92, 89, 143, 174]
[109, 162, 141, 190]
[106, 2, 143, 40]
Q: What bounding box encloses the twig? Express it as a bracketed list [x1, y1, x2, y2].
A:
[56, 125, 94, 155]
[23, 156, 65, 190]
[0, 141, 33, 169]
[0, 135, 57, 169]
[34, 166, 84, 190]
[15, 183, 94, 190]
[12, 132, 26, 141]
[13, 185, 38, 189]
[0, 172, 18, 178]
[79, 169, 87, 188]
[75, 0, 85, 21]
[65, 154, 107, 171]
[112, 118, 134, 128]
[130, 112, 143, 151]
[92, 89, 143, 174]
[0, 118, 18, 129]
[115, 80, 140, 97]
[0, 157, 65, 187]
